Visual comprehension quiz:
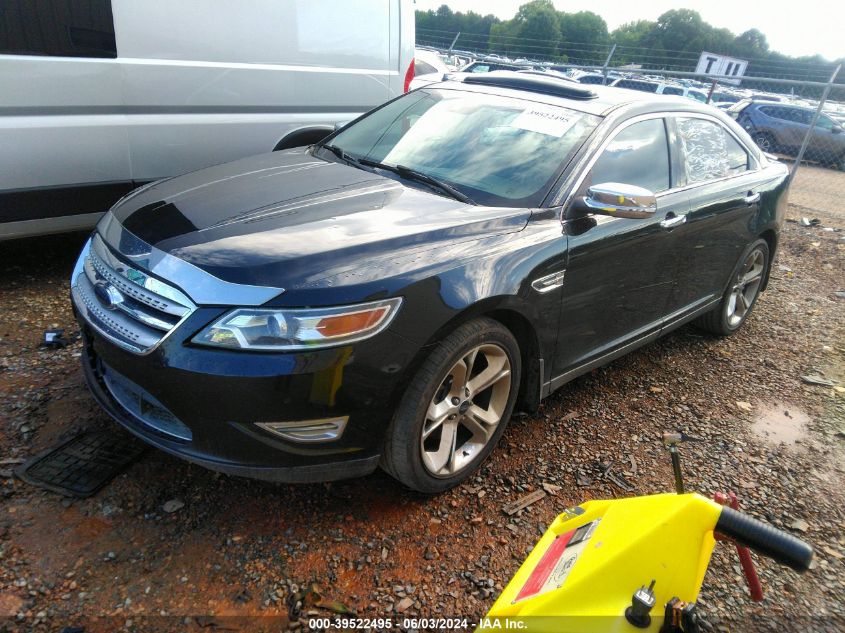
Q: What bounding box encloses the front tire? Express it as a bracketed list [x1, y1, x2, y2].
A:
[694, 239, 770, 336]
[381, 318, 521, 493]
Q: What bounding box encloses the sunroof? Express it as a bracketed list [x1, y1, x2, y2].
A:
[462, 71, 598, 100]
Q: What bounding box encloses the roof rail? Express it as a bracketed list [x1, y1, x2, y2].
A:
[462, 71, 597, 100]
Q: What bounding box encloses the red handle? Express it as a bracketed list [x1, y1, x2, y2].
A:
[714, 492, 764, 602]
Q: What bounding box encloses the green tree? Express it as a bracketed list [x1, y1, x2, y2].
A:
[651, 9, 707, 54]
[488, 21, 519, 56]
[733, 28, 769, 58]
[416, 5, 500, 53]
[559, 11, 609, 64]
[610, 20, 655, 64]
[511, 0, 561, 59]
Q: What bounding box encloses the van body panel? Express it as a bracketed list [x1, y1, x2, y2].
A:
[0, 0, 413, 239]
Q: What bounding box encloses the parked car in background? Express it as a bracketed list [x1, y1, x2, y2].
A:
[461, 60, 532, 73]
[570, 71, 609, 85]
[733, 102, 845, 170]
[409, 48, 451, 90]
[711, 91, 743, 104]
[0, 0, 414, 240]
[610, 78, 707, 102]
[72, 72, 789, 492]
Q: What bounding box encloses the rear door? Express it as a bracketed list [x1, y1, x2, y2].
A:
[661, 115, 761, 316]
[778, 107, 812, 152]
[808, 113, 843, 160]
[552, 116, 688, 377]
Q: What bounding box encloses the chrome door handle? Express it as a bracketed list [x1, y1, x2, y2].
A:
[660, 214, 687, 229]
[744, 191, 761, 205]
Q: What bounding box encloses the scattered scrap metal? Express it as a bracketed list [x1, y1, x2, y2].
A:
[287, 583, 354, 620]
[502, 489, 547, 516]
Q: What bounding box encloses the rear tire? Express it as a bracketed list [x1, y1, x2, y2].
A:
[380, 318, 521, 493]
[694, 239, 769, 336]
[752, 132, 775, 154]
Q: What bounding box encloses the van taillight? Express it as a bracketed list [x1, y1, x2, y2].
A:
[403, 58, 415, 92]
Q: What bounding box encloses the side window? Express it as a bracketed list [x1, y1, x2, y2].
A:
[815, 114, 835, 131]
[677, 118, 749, 183]
[0, 0, 116, 58]
[758, 106, 777, 119]
[587, 119, 670, 193]
[663, 86, 684, 96]
[786, 109, 811, 125]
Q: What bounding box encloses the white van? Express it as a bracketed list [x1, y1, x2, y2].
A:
[0, 0, 415, 239]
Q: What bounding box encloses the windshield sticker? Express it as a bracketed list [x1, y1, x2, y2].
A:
[510, 108, 579, 138]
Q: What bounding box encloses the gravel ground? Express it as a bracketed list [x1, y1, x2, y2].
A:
[0, 202, 843, 633]
[777, 161, 845, 218]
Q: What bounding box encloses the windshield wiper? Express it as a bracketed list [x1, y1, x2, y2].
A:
[358, 158, 475, 205]
[320, 144, 363, 168]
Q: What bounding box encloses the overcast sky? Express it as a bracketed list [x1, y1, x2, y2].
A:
[414, 0, 844, 61]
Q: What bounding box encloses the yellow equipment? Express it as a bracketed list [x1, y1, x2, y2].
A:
[482, 435, 813, 633]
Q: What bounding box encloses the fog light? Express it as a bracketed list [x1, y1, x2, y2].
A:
[255, 417, 348, 443]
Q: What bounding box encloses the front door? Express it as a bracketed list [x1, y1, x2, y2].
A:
[552, 117, 687, 377]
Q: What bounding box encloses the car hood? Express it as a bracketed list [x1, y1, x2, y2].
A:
[107, 149, 530, 291]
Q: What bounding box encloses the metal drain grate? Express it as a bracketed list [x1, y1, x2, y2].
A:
[15, 429, 148, 498]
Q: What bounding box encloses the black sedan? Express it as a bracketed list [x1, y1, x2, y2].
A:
[71, 72, 789, 493]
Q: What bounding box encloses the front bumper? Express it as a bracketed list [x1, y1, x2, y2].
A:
[76, 314, 416, 483]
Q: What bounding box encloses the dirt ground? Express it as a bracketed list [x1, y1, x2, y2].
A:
[1, 199, 843, 633]
[775, 159, 845, 218]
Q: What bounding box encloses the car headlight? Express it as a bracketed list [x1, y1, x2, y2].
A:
[192, 298, 402, 351]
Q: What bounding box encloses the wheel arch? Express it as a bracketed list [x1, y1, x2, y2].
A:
[389, 297, 544, 416]
[273, 126, 335, 151]
[758, 228, 778, 291]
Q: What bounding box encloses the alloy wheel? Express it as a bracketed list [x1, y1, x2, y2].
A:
[726, 248, 765, 328]
[420, 343, 512, 477]
[753, 133, 772, 153]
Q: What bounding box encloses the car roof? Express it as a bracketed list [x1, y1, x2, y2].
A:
[432, 72, 709, 118]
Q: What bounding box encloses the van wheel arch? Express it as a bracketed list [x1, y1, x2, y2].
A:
[273, 126, 334, 151]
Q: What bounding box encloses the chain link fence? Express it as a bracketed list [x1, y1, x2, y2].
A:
[417, 29, 845, 219]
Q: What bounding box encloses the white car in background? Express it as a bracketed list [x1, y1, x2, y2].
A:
[610, 78, 708, 102]
[0, 0, 415, 240]
[409, 49, 451, 90]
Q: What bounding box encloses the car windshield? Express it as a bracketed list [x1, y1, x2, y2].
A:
[324, 88, 600, 206]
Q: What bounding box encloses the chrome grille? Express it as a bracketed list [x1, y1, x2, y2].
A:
[71, 235, 195, 354]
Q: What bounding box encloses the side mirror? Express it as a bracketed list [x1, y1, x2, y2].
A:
[575, 182, 657, 219]
[832, 125, 843, 134]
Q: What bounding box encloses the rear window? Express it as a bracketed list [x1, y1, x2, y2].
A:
[616, 80, 659, 93]
[677, 118, 749, 183]
[466, 63, 491, 73]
